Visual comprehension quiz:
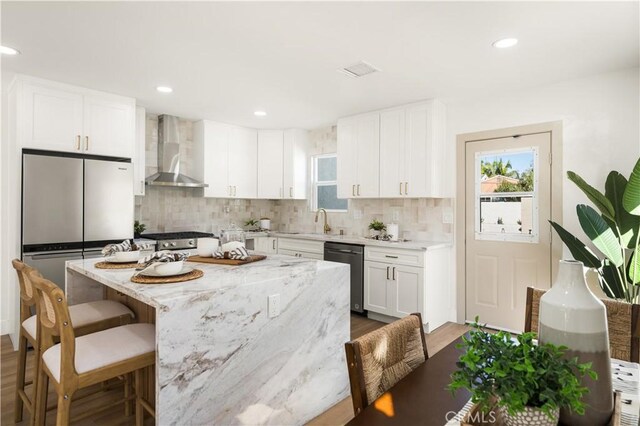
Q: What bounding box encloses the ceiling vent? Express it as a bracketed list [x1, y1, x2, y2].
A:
[338, 61, 380, 78]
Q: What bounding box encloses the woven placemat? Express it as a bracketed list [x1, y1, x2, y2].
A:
[130, 268, 204, 284]
[95, 261, 139, 269]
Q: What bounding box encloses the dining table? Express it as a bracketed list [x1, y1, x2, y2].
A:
[347, 336, 640, 426]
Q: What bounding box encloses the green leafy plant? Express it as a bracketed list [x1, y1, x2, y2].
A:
[368, 219, 386, 232]
[449, 320, 596, 420]
[550, 158, 640, 302]
[497, 217, 504, 225]
[244, 219, 259, 229]
[133, 220, 146, 236]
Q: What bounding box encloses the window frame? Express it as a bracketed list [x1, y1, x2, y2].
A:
[311, 153, 348, 213]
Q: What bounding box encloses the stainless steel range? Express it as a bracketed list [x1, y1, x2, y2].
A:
[141, 231, 214, 250]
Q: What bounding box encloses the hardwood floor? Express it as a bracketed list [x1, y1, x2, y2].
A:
[1, 315, 467, 425]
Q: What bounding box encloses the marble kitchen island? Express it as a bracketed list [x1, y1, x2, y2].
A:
[65, 255, 350, 425]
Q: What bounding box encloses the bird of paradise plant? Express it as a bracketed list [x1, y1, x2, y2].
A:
[550, 158, 640, 303]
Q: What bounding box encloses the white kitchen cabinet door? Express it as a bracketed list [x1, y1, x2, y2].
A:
[229, 127, 257, 198]
[364, 261, 393, 315]
[133, 107, 146, 196]
[283, 129, 309, 199]
[379, 108, 406, 198]
[257, 130, 284, 199]
[21, 82, 84, 153]
[392, 264, 423, 317]
[355, 113, 380, 198]
[404, 102, 430, 198]
[196, 120, 231, 198]
[83, 94, 135, 158]
[337, 117, 357, 199]
[254, 237, 278, 254]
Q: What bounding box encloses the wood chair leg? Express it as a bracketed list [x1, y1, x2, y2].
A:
[135, 369, 144, 426]
[124, 373, 133, 417]
[56, 392, 73, 426]
[14, 334, 28, 423]
[32, 364, 48, 426]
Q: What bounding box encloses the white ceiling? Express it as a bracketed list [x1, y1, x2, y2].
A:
[2, 1, 638, 129]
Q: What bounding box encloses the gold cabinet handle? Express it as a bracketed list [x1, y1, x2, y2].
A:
[272, 239, 276, 250]
[405, 182, 408, 195]
[357, 184, 361, 196]
[399, 182, 403, 195]
[289, 187, 293, 198]
[85, 136, 89, 151]
[76, 135, 81, 150]
[352, 184, 355, 196]
[386, 266, 390, 280]
[392, 267, 396, 280]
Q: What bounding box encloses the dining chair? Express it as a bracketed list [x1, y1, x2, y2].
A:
[12, 259, 136, 423]
[28, 269, 156, 425]
[524, 286, 640, 362]
[344, 312, 429, 415]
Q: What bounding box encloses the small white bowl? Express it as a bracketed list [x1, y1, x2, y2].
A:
[154, 260, 184, 276]
[113, 250, 140, 262]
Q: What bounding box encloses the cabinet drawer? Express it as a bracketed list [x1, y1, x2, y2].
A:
[277, 238, 324, 254]
[365, 246, 424, 267]
[278, 248, 324, 260]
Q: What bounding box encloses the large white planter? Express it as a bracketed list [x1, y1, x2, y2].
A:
[538, 260, 613, 425]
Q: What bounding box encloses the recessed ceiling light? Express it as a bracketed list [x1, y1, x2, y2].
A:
[0, 45, 20, 55]
[156, 86, 173, 93]
[492, 38, 518, 49]
[254, 111, 267, 117]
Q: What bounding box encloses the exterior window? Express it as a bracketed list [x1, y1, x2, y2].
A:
[312, 154, 348, 212]
[475, 148, 539, 243]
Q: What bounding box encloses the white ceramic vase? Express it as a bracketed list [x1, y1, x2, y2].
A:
[538, 260, 613, 425]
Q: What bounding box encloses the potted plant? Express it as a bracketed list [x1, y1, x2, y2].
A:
[449, 320, 596, 426]
[549, 157, 640, 303]
[368, 219, 386, 237]
[244, 219, 259, 231]
[133, 220, 146, 238]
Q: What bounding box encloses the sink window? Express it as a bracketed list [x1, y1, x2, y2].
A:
[313, 154, 348, 212]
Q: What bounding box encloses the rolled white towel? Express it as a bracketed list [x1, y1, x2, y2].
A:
[102, 240, 131, 256]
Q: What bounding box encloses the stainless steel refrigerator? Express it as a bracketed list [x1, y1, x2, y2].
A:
[22, 150, 133, 288]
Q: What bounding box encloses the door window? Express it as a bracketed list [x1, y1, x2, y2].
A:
[475, 148, 538, 242]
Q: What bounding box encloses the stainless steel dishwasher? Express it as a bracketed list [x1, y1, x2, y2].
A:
[324, 242, 365, 313]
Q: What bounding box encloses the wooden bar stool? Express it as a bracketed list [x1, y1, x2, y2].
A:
[29, 271, 156, 425]
[12, 259, 136, 423]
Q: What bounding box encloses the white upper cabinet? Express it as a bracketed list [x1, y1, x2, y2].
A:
[230, 127, 258, 199]
[337, 112, 380, 198]
[82, 94, 135, 157]
[339, 99, 447, 199]
[14, 76, 135, 158]
[257, 130, 284, 199]
[283, 129, 309, 200]
[133, 107, 146, 196]
[194, 120, 257, 199]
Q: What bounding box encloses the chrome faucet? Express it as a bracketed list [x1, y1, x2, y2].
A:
[315, 208, 332, 234]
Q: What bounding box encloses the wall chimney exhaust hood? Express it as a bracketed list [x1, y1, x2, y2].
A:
[145, 115, 208, 188]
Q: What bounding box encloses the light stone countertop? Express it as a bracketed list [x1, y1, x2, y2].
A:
[245, 231, 452, 251]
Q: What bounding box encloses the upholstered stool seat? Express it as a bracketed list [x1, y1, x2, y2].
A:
[43, 323, 155, 383]
[22, 299, 135, 340]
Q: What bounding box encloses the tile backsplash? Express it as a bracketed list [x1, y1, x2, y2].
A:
[135, 116, 452, 241]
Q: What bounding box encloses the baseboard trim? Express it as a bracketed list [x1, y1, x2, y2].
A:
[367, 311, 431, 333]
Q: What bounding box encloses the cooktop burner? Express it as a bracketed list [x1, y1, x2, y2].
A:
[142, 231, 214, 240]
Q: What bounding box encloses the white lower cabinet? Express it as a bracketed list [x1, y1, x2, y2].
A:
[277, 238, 324, 260]
[364, 246, 451, 332]
[254, 237, 278, 254]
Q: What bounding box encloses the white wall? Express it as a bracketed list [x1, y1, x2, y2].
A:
[447, 67, 639, 321]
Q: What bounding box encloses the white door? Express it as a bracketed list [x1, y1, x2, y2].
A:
[392, 265, 423, 317]
[255, 237, 278, 254]
[355, 113, 380, 198]
[465, 132, 552, 332]
[379, 108, 405, 198]
[337, 117, 357, 198]
[283, 129, 309, 199]
[22, 82, 84, 152]
[229, 127, 257, 198]
[257, 130, 284, 199]
[364, 261, 392, 315]
[83, 95, 134, 157]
